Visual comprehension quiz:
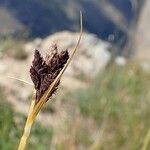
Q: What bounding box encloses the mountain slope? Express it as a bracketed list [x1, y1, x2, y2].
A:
[0, 0, 144, 47]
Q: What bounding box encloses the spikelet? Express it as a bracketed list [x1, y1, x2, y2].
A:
[30, 45, 69, 102]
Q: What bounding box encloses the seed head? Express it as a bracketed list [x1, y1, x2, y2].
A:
[30, 44, 69, 103]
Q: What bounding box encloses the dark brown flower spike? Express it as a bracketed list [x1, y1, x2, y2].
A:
[30, 45, 69, 103]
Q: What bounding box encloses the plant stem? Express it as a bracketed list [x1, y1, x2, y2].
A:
[18, 120, 33, 150]
[142, 128, 150, 150]
[18, 100, 35, 150]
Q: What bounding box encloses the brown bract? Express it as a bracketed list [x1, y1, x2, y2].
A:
[30, 44, 69, 103]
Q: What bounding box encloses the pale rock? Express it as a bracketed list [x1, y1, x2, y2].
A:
[0, 62, 7, 73]
[33, 38, 42, 47]
[24, 38, 42, 55]
[135, 0, 150, 62]
[115, 56, 127, 66]
[61, 76, 87, 90]
[141, 62, 150, 72]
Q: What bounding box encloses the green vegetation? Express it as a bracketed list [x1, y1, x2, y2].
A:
[0, 38, 27, 59]
[0, 89, 53, 150]
[0, 63, 150, 149]
[72, 64, 150, 149]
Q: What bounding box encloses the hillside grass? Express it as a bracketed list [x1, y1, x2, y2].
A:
[0, 89, 53, 150]
[71, 63, 150, 149]
[0, 63, 150, 149]
[0, 38, 27, 59]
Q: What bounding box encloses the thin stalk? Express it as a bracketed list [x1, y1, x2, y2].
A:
[18, 100, 35, 150]
[17, 117, 33, 150]
[142, 128, 150, 150]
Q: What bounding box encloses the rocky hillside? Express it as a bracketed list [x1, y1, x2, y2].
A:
[0, 30, 150, 149]
[0, 7, 24, 35]
[0, 31, 111, 114]
[135, 0, 150, 62]
[0, 0, 144, 47]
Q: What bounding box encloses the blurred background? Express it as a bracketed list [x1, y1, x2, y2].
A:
[0, 0, 150, 149]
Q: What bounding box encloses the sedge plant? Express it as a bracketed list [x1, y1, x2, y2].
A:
[18, 12, 83, 150]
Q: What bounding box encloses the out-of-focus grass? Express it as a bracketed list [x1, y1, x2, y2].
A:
[0, 89, 53, 150]
[72, 63, 150, 149]
[0, 63, 150, 150]
[0, 38, 27, 59]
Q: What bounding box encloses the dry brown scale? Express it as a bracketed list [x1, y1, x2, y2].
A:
[30, 44, 69, 103]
